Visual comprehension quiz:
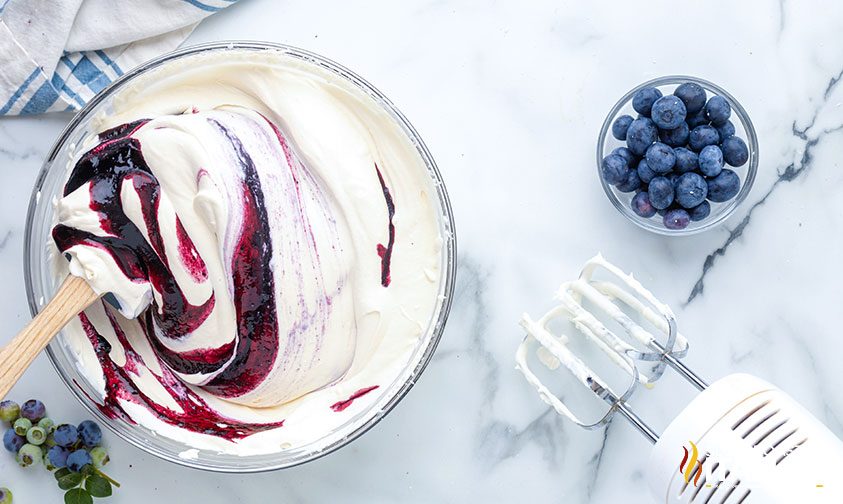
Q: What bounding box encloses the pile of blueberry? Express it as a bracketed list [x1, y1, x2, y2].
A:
[602, 82, 750, 230]
[1, 399, 117, 502]
[1, 399, 107, 471]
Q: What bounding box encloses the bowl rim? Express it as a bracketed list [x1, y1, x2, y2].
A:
[23, 40, 458, 473]
[596, 75, 759, 236]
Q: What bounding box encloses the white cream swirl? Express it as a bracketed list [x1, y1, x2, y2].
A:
[51, 49, 444, 454]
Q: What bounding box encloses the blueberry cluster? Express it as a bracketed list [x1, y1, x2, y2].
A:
[1, 399, 116, 501]
[603, 82, 749, 230]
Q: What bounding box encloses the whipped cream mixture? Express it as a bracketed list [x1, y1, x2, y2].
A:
[50, 50, 444, 455]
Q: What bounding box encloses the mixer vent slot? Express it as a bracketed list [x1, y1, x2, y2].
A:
[713, 478, 739, 503]
[734, 400, 808, 464]
[739, 408, 780, 439]
[679, 460, 753, 504]
[752, 418, 789, 447]
[763, 427, 798, 457]
[731, 400, 770, 431]
[775, 437, 808, 465]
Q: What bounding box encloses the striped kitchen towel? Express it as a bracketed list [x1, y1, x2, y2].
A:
[0, 0, 239, 116]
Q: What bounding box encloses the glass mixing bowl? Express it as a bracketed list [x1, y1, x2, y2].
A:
[597, 75, 759, 236]
[23, 42, 457, 472]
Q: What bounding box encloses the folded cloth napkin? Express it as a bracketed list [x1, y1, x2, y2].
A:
[0, 0, 239, 116]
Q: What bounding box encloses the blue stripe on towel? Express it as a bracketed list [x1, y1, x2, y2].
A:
[0, 68, 41, 115]
[95, 50, 124, 77]
[67, 56, 113, 93]
[51, 72, 85, 107]
[20, 80, 60, 115]
[70, 56, 103, 84]
[181, 0, 223, 12]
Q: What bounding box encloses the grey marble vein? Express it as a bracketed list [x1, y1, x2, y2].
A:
[0, 231, 11, 251]
[449, 256, 500, 407]
[0, 146, 38, 161]
[686, 70, 843, 305]
[824, 67, 843, 100]
[777, 0, 787, 39]
[585, 422, 614, 500]
[475, 409, 563, 472]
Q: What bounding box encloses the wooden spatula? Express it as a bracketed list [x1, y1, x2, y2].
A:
[0, 275, 100, 399]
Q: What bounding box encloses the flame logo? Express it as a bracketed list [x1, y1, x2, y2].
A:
[679, 441, 705, 486]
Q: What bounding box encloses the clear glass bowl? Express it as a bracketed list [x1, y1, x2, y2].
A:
[23, 42, 457, 472]
[597, 75, 759, 236]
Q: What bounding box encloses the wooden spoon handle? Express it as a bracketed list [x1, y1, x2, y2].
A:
[0, 275, 100, 399]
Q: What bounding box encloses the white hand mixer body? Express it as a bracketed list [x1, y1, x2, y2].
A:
[516, 255, 843, 503]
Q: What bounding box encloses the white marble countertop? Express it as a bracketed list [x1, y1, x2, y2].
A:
[4, 0, 843, 502]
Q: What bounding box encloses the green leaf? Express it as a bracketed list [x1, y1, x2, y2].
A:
[54, 467, 71, 480]
[64, 488, 93, 504]
[57, 471, 84, 490]
[85, 474, 112, 498]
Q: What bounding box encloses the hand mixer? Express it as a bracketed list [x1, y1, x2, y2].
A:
[516, 255, 843, 503]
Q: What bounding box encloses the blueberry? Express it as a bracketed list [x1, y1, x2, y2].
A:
[53, 424, 79, 448]
[689, 125, 720, 151]
[648, 177, 675, 210]
[650, 95, 687, 130]
[90, 446, 110, 468]
[698, 145, 724, 177]
[601, 154, 629, 185]
[659, 122, 690, 147]
[16, 443, 41, 468]
[686, 109, 709, 129]
[48, 446, 70, 469]
[37, 417, 54, 433]
[631, 191, 657, 218]
[625, 117, 659, 155]
[636, 158, 657, 184]
[707, 169, 741, 202]
[704, 95, 731, 125]
[689, 201, 711, 222]
[3, 428, 24, 452]
[616, 168, 642, 193]
[612, 114, 634, 140]
[20, 399, 45, 422]
[632, 87, 663, 116]
[673, 147, 699, 174]
[0, 487, 10, 504]
[611, 146, 635, 167]
[673, 82, 707, 114]
[13, 418, 31, 436]
[26, 426, 46, 445]
[645, 142, 676, 173]
[77, 420, 102, 447]
[663, 208, 691, 230]
[675, 172, 709, 208]
[715, 120, 736, 140]
[721, 135, 749, 167]
[67, 449, 93, 473]
[0, 401, 20, 423]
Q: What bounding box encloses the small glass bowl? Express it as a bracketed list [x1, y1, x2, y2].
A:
[596, 75, 759, 236]
[23, 42, 457, 472]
